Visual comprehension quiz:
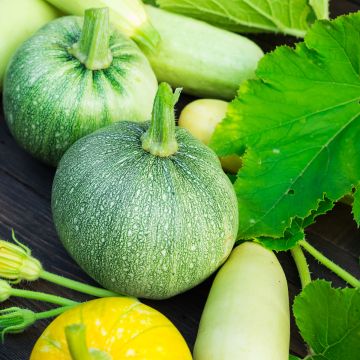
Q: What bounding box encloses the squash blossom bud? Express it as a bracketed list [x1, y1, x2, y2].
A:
[0, 307, 36, 340]
[0, 280, 11, 302]
[0, 231, 42, 283]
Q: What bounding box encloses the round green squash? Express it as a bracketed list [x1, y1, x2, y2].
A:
[3, 8, 157, 166]
[52, 83, 238, 299]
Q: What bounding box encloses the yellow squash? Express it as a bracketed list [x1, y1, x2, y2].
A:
[179, 99, 242, 174]
[30, 297, 192, 360]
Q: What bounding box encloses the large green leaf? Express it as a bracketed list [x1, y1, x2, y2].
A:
[157, 0, 326, 37]
[293, 281, 360, 359]
[211, 12, 360, 239]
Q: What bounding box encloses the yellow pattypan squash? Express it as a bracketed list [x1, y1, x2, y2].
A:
[30, 297, 192, 360]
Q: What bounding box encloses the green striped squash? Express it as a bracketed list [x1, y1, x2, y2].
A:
[3, 8, 157, 166]
[52, 83, 238, 299]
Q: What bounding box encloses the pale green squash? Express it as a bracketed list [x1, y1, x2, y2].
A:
[194, 242, 290, 360]
[144, 6, 264, 100]
[52, 83, 238, 299]
[3, 8, 157, 166]
[0, 0, 60, 89]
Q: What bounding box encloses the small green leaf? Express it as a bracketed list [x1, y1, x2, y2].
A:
[211, 13, 360, 240]
[289, 356, 301, 360]
[293, 280, 360, 360]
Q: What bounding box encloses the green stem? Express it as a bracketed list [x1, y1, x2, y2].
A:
[66, 324, 93, 360]
[68, 8, 113, 70]
[40, 270, 119, 298]
[35, 305, 74, 321]
[300, 240, 360, 288]
[141, 83, 181, 157]
[290, 245, 311, 289]
[66, 324, 110, 360]
[10, 288, 77, 307]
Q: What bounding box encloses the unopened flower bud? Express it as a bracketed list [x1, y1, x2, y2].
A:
[0, 231, 42, 283]
[0, 307, 36, 341]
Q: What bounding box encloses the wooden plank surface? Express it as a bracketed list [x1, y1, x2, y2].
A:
[0, 1, 359, 358]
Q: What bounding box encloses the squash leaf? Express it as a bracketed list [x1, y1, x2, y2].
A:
[156, 0, 328, 37]
[258, 219, 304, 251]
[353, 189, 360, 225]
[258, 197, 333, 251]
[293, 280, 360, 359]
[289, 356, 301, 360]
[211, 12, 360, 240]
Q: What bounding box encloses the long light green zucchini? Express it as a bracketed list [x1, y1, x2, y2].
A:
[43, 0, 263, 99]
[145, 6, 263, 99]
[194, 242, 290, 359]
[0, 0, 60, 88]
[45, 0, 160, 51]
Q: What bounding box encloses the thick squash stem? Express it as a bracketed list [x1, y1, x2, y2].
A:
[66, 324, 110, 360]
[68, 8, 113, 70]
[0, 231, 119, 298]
[0, 306, 72, 341]
[142, 83, 181, 157]
[45, 0, 160, 52]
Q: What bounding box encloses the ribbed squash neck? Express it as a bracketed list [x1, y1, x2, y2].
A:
[133, 20, 161, 53]
[68, 8, 113, 70]
[65, 324, 111, 360]
[142, 83, 181, 157]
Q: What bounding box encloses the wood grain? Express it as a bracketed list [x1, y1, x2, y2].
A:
[0, 1, 359, 359]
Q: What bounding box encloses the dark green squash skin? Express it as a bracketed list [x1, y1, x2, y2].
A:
[52, 121, 238, 299]
[3, 16, 157, 166]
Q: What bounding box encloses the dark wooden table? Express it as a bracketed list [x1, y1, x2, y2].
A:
[1, 1, 360, 359]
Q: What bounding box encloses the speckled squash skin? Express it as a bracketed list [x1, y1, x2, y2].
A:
[30, 297, 192, 360]
[52, 121, 238, 299]
[3, 15, 157, 166]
